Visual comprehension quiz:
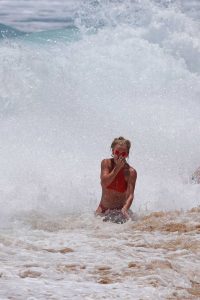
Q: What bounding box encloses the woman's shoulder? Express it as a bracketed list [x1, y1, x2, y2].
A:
[101, 158, 113, 167]
[127, 164, 137, 177]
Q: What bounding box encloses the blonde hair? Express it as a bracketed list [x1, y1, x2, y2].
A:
[111, 136, 131, 153]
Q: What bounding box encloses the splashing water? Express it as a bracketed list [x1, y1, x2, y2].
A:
[0, 1, 200, 299]
[1, 0, 200, 221]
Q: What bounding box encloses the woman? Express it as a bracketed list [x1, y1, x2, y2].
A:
[96, 136, 137, 220]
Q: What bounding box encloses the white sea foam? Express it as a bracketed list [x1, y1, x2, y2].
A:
[0, 2, 200, 298]
[0, 5, 200, 219]
[0, 209, 200, 299]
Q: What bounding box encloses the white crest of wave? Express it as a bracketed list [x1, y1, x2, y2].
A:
[0, 1, 200, 222]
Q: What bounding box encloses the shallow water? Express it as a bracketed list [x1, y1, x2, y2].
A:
[0, 208, 200, 299]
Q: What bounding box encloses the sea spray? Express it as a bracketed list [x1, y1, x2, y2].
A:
[0, 2, 200, 299]
[0, 0, 200, 222]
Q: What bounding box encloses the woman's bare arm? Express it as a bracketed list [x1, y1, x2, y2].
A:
[100, 158, 125, 187]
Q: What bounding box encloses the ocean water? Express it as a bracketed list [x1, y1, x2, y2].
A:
[0, 0, 200, 299]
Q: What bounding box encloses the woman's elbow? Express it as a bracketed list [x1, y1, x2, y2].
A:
[101, 179, 107, 188]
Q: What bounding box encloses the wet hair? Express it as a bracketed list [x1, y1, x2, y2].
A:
[110, 136, 131, 153]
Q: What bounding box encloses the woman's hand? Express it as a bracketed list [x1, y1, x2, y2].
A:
[115, 156, 126, 171]
[121, 207, 129, 219]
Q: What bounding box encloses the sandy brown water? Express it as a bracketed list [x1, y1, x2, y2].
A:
[0, 207, 200, 299]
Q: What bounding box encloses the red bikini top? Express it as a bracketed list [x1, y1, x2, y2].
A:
[106, 162, 127, 193]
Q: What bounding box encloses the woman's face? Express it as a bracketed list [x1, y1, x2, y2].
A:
[112, 144, 128, 163]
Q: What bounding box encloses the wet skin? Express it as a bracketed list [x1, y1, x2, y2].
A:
[96, 144, 137, 219]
